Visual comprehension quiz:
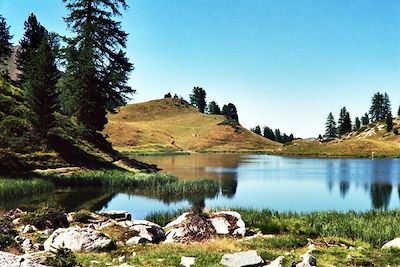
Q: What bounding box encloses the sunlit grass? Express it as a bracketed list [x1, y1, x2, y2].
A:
[0, 177, 54, 199]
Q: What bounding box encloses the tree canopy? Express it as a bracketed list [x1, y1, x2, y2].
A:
[189, 87, 207, 113]
[325, 112, 337, 137]
[0, 15, 12, 75]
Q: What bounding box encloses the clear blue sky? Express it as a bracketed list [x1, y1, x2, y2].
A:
[1, 0, 399, 137]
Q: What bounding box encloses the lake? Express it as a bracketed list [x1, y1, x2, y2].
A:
[5, 154, 400, 219]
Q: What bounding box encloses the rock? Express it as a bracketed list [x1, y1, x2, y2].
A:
[22, 224, 38, 234]
[180, 256, 196, 267]
[130, 220, 165, 242]
[43, 227, 113, 252]
[211, 217, 230, 235]
[266, 256, 284, 267]
[211, 211, 246, 236]
[295, 253, 317, 267]
[119, 264, 133, 267]
[220, 250, 264, 267]
[101, 210, 132, 221]
[22, 238, 34, 251]
[126, 236, 149, 245]
[6, 208, 25, 220]
[165, 212, 191, 229]
[0, 251, 49, 267]
[382, 238, 400, 249]
[118, 256, 125, 263]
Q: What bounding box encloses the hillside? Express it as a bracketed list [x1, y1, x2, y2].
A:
[275, 119, 400, 158]
[104, 98, 281, 153]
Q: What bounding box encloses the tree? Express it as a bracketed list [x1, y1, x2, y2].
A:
[208, 101, 221, 115]
[63, 0, 134, 131]
[251, 125, 262, 135]
[0, 15, 12, 75]
[361, 113, 370, 126]
[263, 126, 275, 141]
[274, 129, 281, 143]
[354, 117, 361, 131]
[189, 87, 206, 113]
[222, 103, 239, 122]
[164, 92, 171, 98]
[397, 105, 400, 117]
[338, 107, 352, 135]
[383, 93, 391, 118]
[289, 133, 294, 141]
[325, 112, 337, 137]
[24, 36, 60, 135]
[16, 14, 48, 84]
[386, 112, 393, 132]
[369, 92, 385, 122]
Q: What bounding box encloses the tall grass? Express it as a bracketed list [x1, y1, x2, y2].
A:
[0, 178, 54, 199]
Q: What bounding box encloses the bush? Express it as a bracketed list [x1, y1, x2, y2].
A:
[21, 206, 68, 230]
[74, 209, 93, 223]
[0, 217, 17, 248]
[46, 245, 77, 267]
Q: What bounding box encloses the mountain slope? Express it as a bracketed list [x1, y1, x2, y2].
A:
[104, 98, 281, 153]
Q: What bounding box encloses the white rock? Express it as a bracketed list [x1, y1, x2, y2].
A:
[296, 253, 317, 267]
[101, 210, 132, 221]
[165, 212, 191, 229]
[44, 227, 112, 252]
[220, 250, 264, 267]
[130, 220, 164, 242]
[382, 238, 400, 249]
[211, 217, 230, 235]
[0, 251, 48, 267]
[266, 256, 284, 267]
[22, 224, 38, 234]
[180, 256, 196, 267]
[126, 236, 149, 245]
[212, 211, 246, 236]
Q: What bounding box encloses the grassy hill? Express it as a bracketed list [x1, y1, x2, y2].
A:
[104, 98, 281, 153]
[275, 119, 400, 158]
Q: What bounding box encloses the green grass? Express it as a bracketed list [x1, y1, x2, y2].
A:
[0, 177, 55, 199]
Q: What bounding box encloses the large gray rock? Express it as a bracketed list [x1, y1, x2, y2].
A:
[211, 211, 246, 236]
[100, 210, 132, 221]
[220, 250, 264, 267]
[43, 227, 113, 252]
[382, 238, 400, 249]
[130, 220, 164, 243]
[0, 251, 48, 267]
[266, 256, 284, 267]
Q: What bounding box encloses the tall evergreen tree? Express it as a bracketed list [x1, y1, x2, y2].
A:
[361, 112, 370, 126]
[325, 112, 337, 137]
[189, 87, 207, 113]
[16, 14, 48, 84]
[354, 117, 361, 131]
[207, 101, 221, 115]
[289, 133, 294, 142]
[274, 129, 281, 143]
[383, 93, 391, 118]
[338, 107, 352, 135]
[63, 0, 134, 131]
[397, 105, 400, 117]
[222, 103, 239, 122]
[386, 112, 393, 132]
[263, 126, 275, 141]
[0, 15, 12, 75]
[251, 125, 262, 135]
[369, 92, 385, 122]
[24, 36, 59, 135]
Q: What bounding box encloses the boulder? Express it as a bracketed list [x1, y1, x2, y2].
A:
[130, 220, 164, 243]
[100, 210, 132, 221]
[295, 253, 317, 267]
[180, 256, 196, 267]
[0, 251, 48, 267]
[220, 250, 264, 267]
[126, 236, 149, 245]
[22, 224, 38, 234]
[211, 211, 246, 236]
[382, 238, 400, 249]
[43, 227, 113, 252]
[266, 256, 284, 267]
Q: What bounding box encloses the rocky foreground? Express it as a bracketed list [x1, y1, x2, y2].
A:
[2, 208, 400, 266]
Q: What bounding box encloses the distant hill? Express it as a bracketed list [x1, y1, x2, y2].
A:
[104, 98, 281, 153]
[275, 119, 400, 158]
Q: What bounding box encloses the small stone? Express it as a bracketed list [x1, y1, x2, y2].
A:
[382, 238, 400, 249]
[22, 224, 38, 234]
[180, 256, 196, 267]
[90, 260, 101, 264]
[118, 256, 125, 263]
[266, 256, 284, 267]
[220, 250, 264, 267]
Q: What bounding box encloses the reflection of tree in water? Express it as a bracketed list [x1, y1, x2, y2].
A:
[370, 183, 392, 209]
[339, 181, 350, 198]
[220, 174, 238, 199]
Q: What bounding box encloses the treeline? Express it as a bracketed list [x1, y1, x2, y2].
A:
[0, 0, 132, 138]
[250, 125, 294, 144]
[325, 92, 397, 138]
[164, 86, 239, 122]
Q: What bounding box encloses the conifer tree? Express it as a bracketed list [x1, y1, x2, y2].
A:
[369, 92, 385, 122]
[274, 129, 281, 143]
[398, 105, 400, 117]
[222, 103, 239, 122]
[251, 125, 262, 135]
[63, 0, 134, 131]
[207, 101, 221, 114]
[189, 87, 207, 113]
[0, 15, 12, 75]
[24, 36, 59, 135]
[386, 112, 393, 132]
[289, 133, 294, 141]
[354, 117, 361, 131]
[361, 113, 370, 126]
[263, 126, 275, 141]
[338, 107, 352, 135]
[383, 93, 391, 118]
[16, 14, 48, 84]
[325, 112, 337, 137]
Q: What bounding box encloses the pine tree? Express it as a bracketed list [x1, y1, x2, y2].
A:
[274, 129, 281, 143]
[16, 14, 48, 84]
[263, 126, 275, 141]
[289, 133, 294, 141]
[251, 125, 262, 135]
[354, 117, 361, 131]
[207, 101, 221, 115]
[369, 92, 385, 122]
[386, 112, 393, 132]
[164, 92, 171, 98]
[337, 107, 351, 135]
[383, 93, 391, 118]
[24, 36, 59, 135]
[189, 87, 207, 113]
[63, 0, 134, 131]
[361, 113, 370, 126]
[222, 103, 239, 122]
[397, 105, 400, 117]
[325, 112, 337, 137]
[0, 15, 12, 75]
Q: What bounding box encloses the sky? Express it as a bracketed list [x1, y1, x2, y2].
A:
[1, 0, 399, 137]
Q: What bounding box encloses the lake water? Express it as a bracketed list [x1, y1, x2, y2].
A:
[5, 154, 400, 219]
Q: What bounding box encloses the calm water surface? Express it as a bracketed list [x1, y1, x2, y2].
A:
[6, 154, 400, 219]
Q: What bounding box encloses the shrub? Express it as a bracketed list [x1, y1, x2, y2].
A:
[74, 209, 93, 223]
[0, 217, 17, 248]
[21, 206, 68, 230]
[46, 245, 77, 267]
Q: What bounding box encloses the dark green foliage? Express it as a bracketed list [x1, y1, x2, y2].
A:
[63, 0, 134, 131]
[46, 245, 77, 267]
[361, 112, 370, 126]
[251, 125, 262, 135]
[274, 129, 281, 142]
[21, 206, 68, 230]
[338, 107, 352, 135]
[0, 15, 12, 75]
[207, 101, 221, 114]
[24, 36, 60, 135]
[386, 112, 393, 132]
[325, 112, 337, 137]
[16, 13, 48, 84]
[222, 103, 239, 122]
[74, 209, 93, 223]
[394, 128, 399, 135]
[0, 217, 16, 249]
[263, 126, 275, 141]
[164, 92, 172, 98]
[189, 86, 207, 113]
[369, 92, 391, 122]
[397, 105, 400, 117]
[354, 117, 361, 131]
